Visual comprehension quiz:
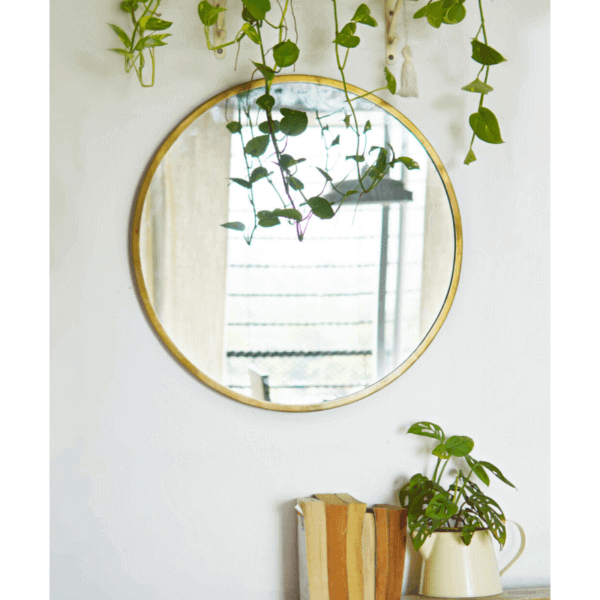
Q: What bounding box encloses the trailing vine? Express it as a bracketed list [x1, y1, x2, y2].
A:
[411, 0, 506, 164]
[109, 1, 507, 166]
[197, 0, 418, 243]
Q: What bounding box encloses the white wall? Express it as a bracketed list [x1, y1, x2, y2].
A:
[50, 1, 550, 598]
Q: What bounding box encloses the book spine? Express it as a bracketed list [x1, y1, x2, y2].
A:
[324, 504, 349, 600]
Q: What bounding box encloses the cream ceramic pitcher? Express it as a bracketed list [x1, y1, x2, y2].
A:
[417, 522, 526, 598]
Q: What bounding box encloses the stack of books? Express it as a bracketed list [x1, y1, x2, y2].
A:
[296, 494, 407, 600]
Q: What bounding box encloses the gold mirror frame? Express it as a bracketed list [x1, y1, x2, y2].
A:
[131, 75, 462, 412]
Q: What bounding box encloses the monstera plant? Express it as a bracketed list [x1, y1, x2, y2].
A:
[399, 421, 517, 550]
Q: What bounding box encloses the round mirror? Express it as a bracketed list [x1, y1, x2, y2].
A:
[132, 75, 462, 412]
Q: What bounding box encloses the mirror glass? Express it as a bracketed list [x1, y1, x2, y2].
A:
[133, 77, 461, 411]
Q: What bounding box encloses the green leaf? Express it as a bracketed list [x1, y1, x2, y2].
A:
[331, 135, 340, 146]
[273, 40, 300, 68]
[461, 515, 483, 545]
[230, 177, 252, 189]
[384, 66, 397, 94]
[135, 34, 171, 51]
[426, 1, 446, 28]
[307, 197, 334, 219]
[479, 461, 516, 489]
[242, 0, 271, 21]
[411, 514, 443, 551]
[272, 208, 302, 221]
[256, 94, 275, 111]
[109, 24, 131, 48]
[287, 176, 304, 191]
[464, 149, 476, 165]
[334, 23, 360, 48]
[252, 61, 276, 85]
[343, 114, 351, 128]
[315, 167, 332, 182]
[221, 221, 246, 231]
[249, 166, 271, 183]
[280, 108, 308, 136]
[346, 154, 365, 162]
[445, 436, 474, 457]
[461, 78, 494, 94]
[120, 1, 139, 13]
[258, 215, 280, 227]
[226, 121, 242, 134]
[471, 39, 507, 65]
[413, 5, 428, 19]
[278, 155, 306, 170]
[244, 134, 270, 157]
[469, 107, 504, 144]
[444, 3, 466, 24]
[351, 3, 378, 27]
[432, 443, 450, 459]
[198, 1, 226, 27]
[364, 120, 372, 133]
[407, 422, 445, 442]
[110, 48, 134, 58]
[258, 119, 280, 134]
[142, 17, 172, 31]
[465, 455, 490, 486]
[241, 23, 260, 44]
[425, 493, 459, 520]
[391, 156, 420, 170]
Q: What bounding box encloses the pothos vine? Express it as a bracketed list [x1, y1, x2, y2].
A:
[109, 1, 506, 241]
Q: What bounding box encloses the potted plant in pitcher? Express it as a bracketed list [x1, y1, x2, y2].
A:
[399, 421, 526, 598]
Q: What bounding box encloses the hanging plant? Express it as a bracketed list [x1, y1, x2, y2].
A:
[411, 0, 506, 164]
[198, 0, 418, 244]
[108, 0, 172, 87]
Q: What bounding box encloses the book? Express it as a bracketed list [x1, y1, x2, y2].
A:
[314, 494, 350, 600]
[371, 506, 390, 600]
[372, 505, 408, 600]
[362, 511, 376, 600]
[296, 497, 330, 600]
[336, 494, 368, 600]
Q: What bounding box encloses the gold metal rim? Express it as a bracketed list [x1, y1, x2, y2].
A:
[131, 74, 463, 412]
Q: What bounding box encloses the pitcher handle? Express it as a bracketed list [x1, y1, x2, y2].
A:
[498, 520, 526, 576]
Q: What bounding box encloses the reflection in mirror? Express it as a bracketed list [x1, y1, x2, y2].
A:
[135, 78, 461, 410]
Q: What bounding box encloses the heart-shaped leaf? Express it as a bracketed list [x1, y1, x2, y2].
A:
[258, 119, 280, 134]
[364, 120, 372, 133]
[109, 24, 131, 48]
[384, 66, 397, 94]
[432, 443, 451, 459]
[230, 177, 252, 189]
[244, 134, 270, 157]
[220, 221, 246, 231]
[445, 435, 474, 457]
[142, 17, 173, 31]
[273, 40, 300, 68]
[392, 156, 420, 170]
[315, 167, 332, 182]
[444, 3, 466, 25]
[287, 176, 304, 191]
[464, 148, 476, 165]
[226, 121, 242, 134]
[471, 39, 507, 65]
[249, 166, 270, 183]
[198, 1, 225, 27]
[252, 61, 276, 85]
[351, 3, 377, 27]
[407, 422, 445, 442]
[331, 135, 340, 146]
[469, 107, 504, 144]
[242, 0, 271, 21]
[280, 108, 308, 136]
[307, 197, 334, 219]
[461, 78, 494, 94]
[334, 22, 360, 48]
[278, 155, 306, 170]
[241, 23, 260, 44]
[256, 94, 275, 111]
[425, 493, 459, 520]
[272, 208, 302, 221]
[426, 1, 446, 28]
